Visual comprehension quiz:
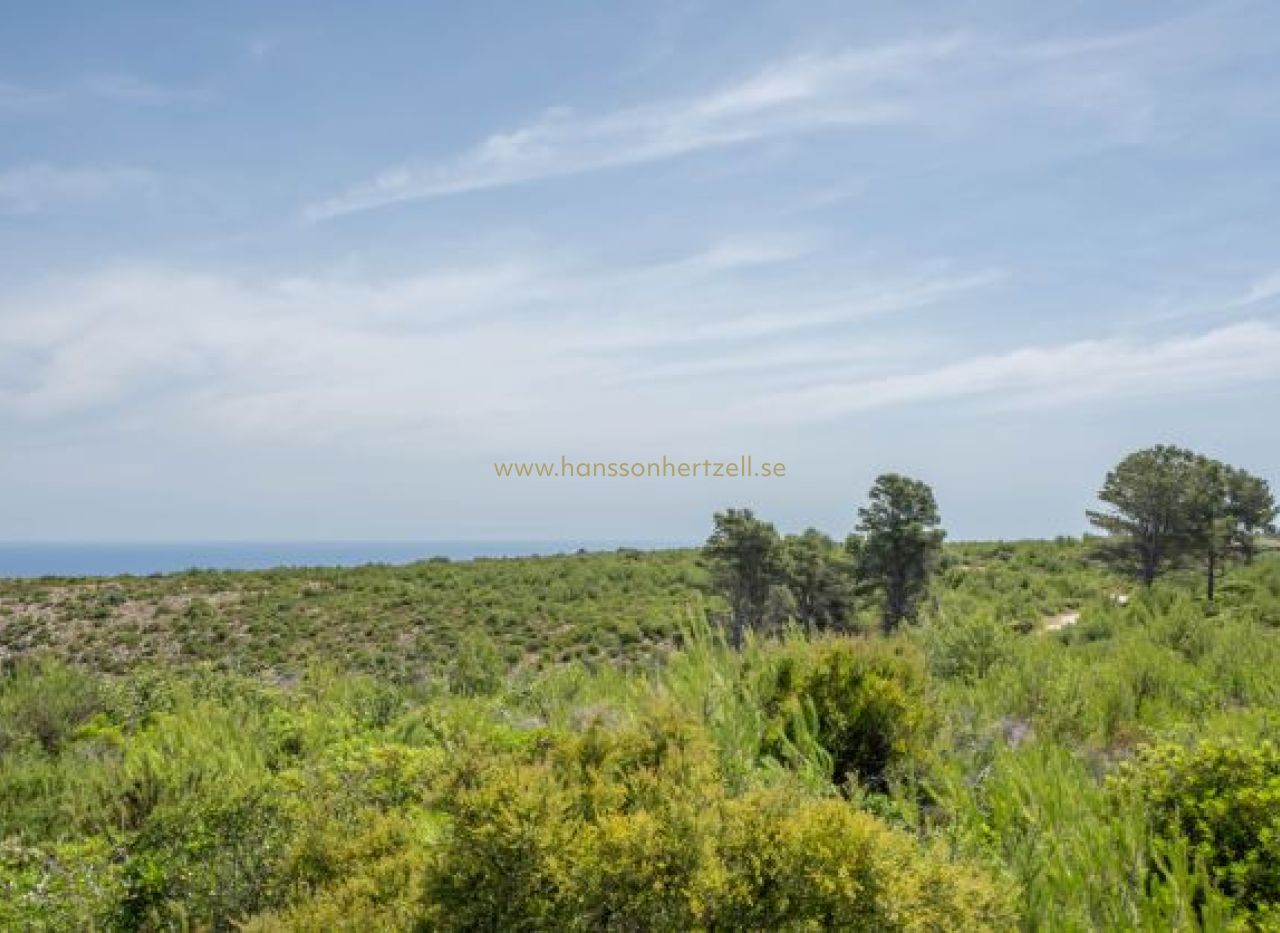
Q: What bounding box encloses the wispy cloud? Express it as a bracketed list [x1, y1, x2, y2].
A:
[0, 74, 205, 116]
[5, 255, 1268, 455]
[0, 244, 997, 447]
[83, 74, 208, 106]
[306, 35, 969, 219]
[568, 267, 1003, 353]
[753, 322, 1280, 420]
[0, 81, 62, 115]
[305, 22, 1190, 220]
[245, 37, 277, 63]
[1237, 270, 1280, 307]
[0, 163, 158, 214]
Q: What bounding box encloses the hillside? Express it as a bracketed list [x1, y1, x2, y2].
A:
[3, 543, 1280, 930]
[0, 549, 705, 677]
[0, 539, 1116, 679]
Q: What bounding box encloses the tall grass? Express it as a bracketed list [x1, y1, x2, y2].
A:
[1, 545, 1278, 929]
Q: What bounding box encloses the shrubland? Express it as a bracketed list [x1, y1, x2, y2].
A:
[1, 538, 1279, 929]
[0, 539, 1116, 680]
[0, 549, 704, 678]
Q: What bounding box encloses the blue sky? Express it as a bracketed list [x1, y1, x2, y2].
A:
[2, 0, 1279, 543]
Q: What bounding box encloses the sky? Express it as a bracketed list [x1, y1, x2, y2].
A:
[2, 0, 1279, 543]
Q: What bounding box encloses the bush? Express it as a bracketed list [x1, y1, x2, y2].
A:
[716, 789, 1016, 931]
[925, 612, 1013, 683]
[1111, 739, 1280, 914]
[1, 547, 1277, 930]
[116, 793, 292, 929]
[0, 662, 103, 756]
[420, 709, 1014, 931]
[243, 811, 433, 932]
[0, 838, 122, 931]
[760, 638, 933, 789]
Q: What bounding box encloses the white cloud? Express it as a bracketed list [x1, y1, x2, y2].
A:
[0, 163, 158, 214]
[0, 247, 998, 448]
[305, 22, 1190, 220]
[306, 35, 969, 219]
[606, 339, 911, 387]
[678, 234, 816, 272]
[1238, 270, 1280, 307]
[19, 250, 1270, 453]
[566, 267, 1003, 352]
[753, 322, 1280, 420]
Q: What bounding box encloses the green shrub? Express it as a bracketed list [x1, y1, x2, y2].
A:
[716, 789, 1016, 931]
[760, 638, 933, 789]
[925, 612, 1013, 683]
[116, 793, 291, 929]
[0, 838, 122, 931]
[0, 662, 103, 756]
[1111, 739, 1280, 914]
[244, 811, 434, 932]
[420, 709, 1013, 931]
[0, 547, 1277, 930]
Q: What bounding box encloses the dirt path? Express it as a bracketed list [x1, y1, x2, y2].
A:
[1042, 610, 1080, 632]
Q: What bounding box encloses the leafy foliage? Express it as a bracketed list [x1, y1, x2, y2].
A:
[0, 548, 707, 677]
[703, 508, 782, 645]
[851, 473, 946, 632]
[1089, 445, 1276, 599]
[776, 528, 857, 631]
[2, 540, 1280, 929]
[760, 638, 933, 789]
[1111, 740, 1280, 915]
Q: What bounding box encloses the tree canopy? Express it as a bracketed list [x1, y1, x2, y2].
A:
[704, 509, 781, 646]
[704, 473, 945, 640]
[1088, 445, 1276, 599]
[851, 474, 945, 633]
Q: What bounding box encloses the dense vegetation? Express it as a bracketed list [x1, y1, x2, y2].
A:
[0, 549, 704, 678]
[705, 473, 948, 640]
[2, 538, 1279, 929]
[0, 541, 1110, 681]
[1, 448, 1277, 930]
[705, 452, 1275, 646]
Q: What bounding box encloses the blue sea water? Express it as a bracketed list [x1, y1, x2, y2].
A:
[0, 541, 683, 579]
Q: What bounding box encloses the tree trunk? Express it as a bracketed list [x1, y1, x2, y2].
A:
[1141, 538, 1159, 586]
[882, 580, 901, 634]
[1206, 549, 1216, 603]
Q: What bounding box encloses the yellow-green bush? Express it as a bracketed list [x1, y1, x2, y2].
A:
[1111, 739, 1280, 915]
[419, 706, 1014, 931]
[716, 790, 1016, 931]
[243, 811, 434, 933]
[760, 638, 934, 789]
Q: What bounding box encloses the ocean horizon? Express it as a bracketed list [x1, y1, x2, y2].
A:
[0, 540, 688, 580]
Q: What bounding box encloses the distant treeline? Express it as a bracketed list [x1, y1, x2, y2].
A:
[705, 444, 1276, 640]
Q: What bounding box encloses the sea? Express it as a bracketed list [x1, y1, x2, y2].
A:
[0, 540, 685, 580]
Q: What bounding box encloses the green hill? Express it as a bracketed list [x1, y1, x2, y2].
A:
[2, 542, 1279, 930]
[0, 539, 1117, 679]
